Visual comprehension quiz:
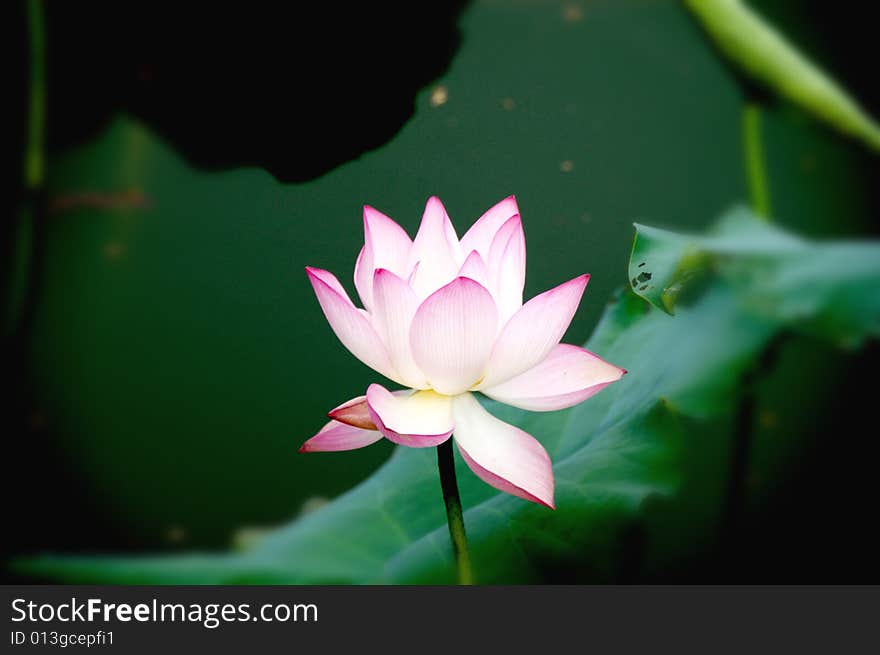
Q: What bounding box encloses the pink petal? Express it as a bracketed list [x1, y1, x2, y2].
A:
[353, 245, 371, 309]
[306, 266, 352, 300]
[372, 269, 428, 389]
[482, 344, 626, 411]
[480, 274, 589, 389]
[458, 250, 491, 289]
[486, 215, 526, 324]
[409, 277, 498, 395]
[327, 395, 376, 430]
[407, 261, 421, 285]
[452, 393, 554, 508]
[408, 197, 464, 298]
[306, 266, 399, 382]
[487, 215, 524, 279]
[299, 420, 382, 452]
[354, 206, 413, 310]
[460, 196, 520, 258]
[365, 384, 453, 448]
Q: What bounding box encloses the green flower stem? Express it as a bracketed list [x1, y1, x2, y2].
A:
[742, 102, 771, 220]
[436, 440, 473, 585]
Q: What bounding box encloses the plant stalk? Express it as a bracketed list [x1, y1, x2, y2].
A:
[8, 0, 47, 335]
[742, 102, 771, 219]
[25, 0, 46, 191]
[436, 440, 473, 585]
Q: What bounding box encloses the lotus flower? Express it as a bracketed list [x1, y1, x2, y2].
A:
[300, 196, 625, 508]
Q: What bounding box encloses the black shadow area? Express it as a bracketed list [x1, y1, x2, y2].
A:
[44, 2, 468, 182]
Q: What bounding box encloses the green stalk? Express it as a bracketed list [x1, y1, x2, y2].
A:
[742, 102, 771, 220]
[436, 440, 473, 585]
[25, 0, 46, 191]
[7, 0, 46, 333]
[722, 101, 775, 560]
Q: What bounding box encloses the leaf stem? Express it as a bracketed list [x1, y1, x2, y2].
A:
[25, 0, 47, 191]
[436, 440, 473, 585]
[721, 335, 784, 566]
[742, 102, 771, 220]
[8, 0, 47, 334]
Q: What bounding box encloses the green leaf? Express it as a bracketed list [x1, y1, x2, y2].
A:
[628, 225, 709, 314]
[17, 210, 880, 584]
[630, 206, 880, 346]
[684, 0, 880, 152]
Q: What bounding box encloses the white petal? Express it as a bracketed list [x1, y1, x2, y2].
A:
[353, 245, 371, 309]
[299, 420, 382, 452]
[480, 274, 589, 388]
[452, 393, 554, 508]
[482, 344, 625, 411]
[410, 277, 498, 395]
[306, 266, 399, 382]
[307, 266, 352, 299]
[365, 384, 453, 447]
[486, 215, 526, 324]
[408, 197, 464, 298]
[458, 249, 491, 289]
[354, 206, 413, 310]
[460, 196, 520, 258]
[371, 269, 429, 389]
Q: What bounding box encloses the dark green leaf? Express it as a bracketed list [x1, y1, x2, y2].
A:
[630, 206, 880, 346]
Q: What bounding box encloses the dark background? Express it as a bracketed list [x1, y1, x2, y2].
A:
[5, 0, 880, 582]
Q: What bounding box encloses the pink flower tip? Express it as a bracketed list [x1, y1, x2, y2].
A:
[327, 399, 376, 430]
[531, 495, 556, 510]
